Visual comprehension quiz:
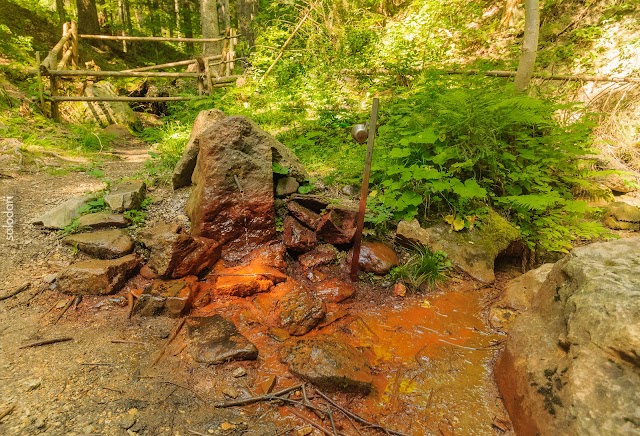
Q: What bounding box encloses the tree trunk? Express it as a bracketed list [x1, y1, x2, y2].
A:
[237, 0, 257, 50]
[514, 0, 540, 92]
[200, 0, 222, 55]
[56, 0, 67, 25]
[77, 0, 101, 35]
[221, 0, 230, 31]
[182, 0, 194, 54]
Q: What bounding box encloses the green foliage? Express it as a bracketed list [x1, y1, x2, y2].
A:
[123, 196, 153, 227]
[370, 74, 607, 253]
[272, 162, 289, 175]
[77, 197, 107, 215]
[390, 245, 451, 291]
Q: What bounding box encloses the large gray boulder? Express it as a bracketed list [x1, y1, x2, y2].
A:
[396, 209, 520, 283]
[495, 238, 640, 436]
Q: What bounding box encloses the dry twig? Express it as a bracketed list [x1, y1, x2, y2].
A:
[214, 384, 302, 407]
[0, 404, 16, 422]
[0, 282, 30, 301]
[19, 337, 72, 349]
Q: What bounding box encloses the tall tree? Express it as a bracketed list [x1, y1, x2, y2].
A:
[514, 0, 540, 91]
[237, 0, 257, 50]
[200, 0, 222, 55]
[77, 0, 101, 34]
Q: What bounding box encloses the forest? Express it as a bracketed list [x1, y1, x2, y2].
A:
[0, 0, 639, 435]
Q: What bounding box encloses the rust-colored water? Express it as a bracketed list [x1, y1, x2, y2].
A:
[191, 281, 505, 435]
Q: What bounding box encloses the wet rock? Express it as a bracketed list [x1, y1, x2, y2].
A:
[313, 278, 355, 303]
[104, 180, 146, 212]
[172, 109, 227, 189]
[496, 239, 640, 436]
[298, 244, 338, 269]
[63, 229, 134, 259]
[77, 212, 130, 229]
[206, 256, 287, 297]
[316, 207, 357, 245]
[489, 263, 554, 331]
[267, 327, 291, 342]
[240, 242, 287, 271]
[186, 116, 277, 261]
[56, 254, 141, 295]
[139, 265, 157, 279]
[393, 282, 407, 297]
[275, 177, 299, 197]
[396, 210, 520, 284]
[352, 241, 399, 275]
[287, 201, 322, 229]
[284, 337, 373, 394]
[139, 221, 221, 278]
[284, 216, 317, 252]
[270, 143, 309, 185]
[32, 194, 97, 229]
[277, 281, 326, 335]
[133, 277, 196, 317]
[187, 315, 259, 364]
[288, 194, 329, 213]
[602, 201, 640, 230]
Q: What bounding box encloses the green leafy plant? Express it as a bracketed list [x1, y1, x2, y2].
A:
[123, 197, 153, 227]
[77, 197, 107, 215]
[391, 245, 451, 291]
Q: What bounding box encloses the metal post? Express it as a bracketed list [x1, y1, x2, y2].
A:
[350, 97, 379, 281]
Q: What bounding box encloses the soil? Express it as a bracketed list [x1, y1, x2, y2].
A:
[0, 142, 515, 435]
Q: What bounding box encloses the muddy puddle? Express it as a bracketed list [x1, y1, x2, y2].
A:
[189, 275, 507, 436]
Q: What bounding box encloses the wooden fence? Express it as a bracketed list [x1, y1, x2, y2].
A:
[37, 22, 240, 121]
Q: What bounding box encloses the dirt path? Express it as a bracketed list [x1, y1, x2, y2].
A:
[0, 146, 513, 435]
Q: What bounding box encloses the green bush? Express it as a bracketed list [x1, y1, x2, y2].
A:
[370, 73, 608, 253]
[391, 245, 451, 291]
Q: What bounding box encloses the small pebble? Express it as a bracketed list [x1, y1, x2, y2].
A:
[232, 367, 246, 378]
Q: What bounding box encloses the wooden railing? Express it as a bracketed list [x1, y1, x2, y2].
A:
[37, 22, 240, 121]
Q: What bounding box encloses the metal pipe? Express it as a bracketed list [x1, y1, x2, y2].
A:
[233, 174, 244, 194]
[350, 97, 379, 281]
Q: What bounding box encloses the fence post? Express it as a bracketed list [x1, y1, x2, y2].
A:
[70, 21, 78, 69]
[62, 22, 70, 66]
[50, 74, 59, 122]
[195, 58, 205, 96]
[35, 52, 44, 110]
[204, 58, 212, 95]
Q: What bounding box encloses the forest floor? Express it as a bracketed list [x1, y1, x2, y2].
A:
[0, 137, 515, 436]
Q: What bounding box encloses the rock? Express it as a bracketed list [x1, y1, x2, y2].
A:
[139, 265, 157, 279]
[298, 244, 338, 269]
[489, 264, 554, 331]
[341, 185, 358, 196]
[138, 221, 221, 278]
[353, 241, 399, 275]
[240, 242, 287, 271]
[133, 277, 196, 317]
[275, 177, 299, 197]
[276, 281, 326, 335]
[284, 338, 373, 393]
[601, 173, 637, 194]
[393, 282, 407, 297]
[186, 116, 277, 261]
[270, 142, 309, 184]
[232, 367, 247, 378]
[104, 180, 146, 213]
[495, 239, 640, 436]
[316, 210, 356, 245]
[77, 212, 130, 229]
[313, 278, 355, 303]
[284, 216, 316, 252]
[63, 229, 134, 259]
[207, 259, 287, 297]
[56, 254, 141, 295]
[43, 273, 57, 284]
[172, 109, 227, 189]
[32, 194, 97, 229]
[187, 315, 259, 364]
[602, 201, 640, 230]
[68, 82, 141, 128]
[257, 375, 277, 394]
[287, 201, 322, 229]
[396, 210, 520, 283]
[288, 194, 329, 213]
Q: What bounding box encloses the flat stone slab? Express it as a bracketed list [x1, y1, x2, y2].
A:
[187, 315, 258, 364]
[32, 194, 96, 229]
[56, 254, 141, 295]
[105, 180, 146, 212]
[284, 337, 373, 394]
[63, 229, 134, 259]
[133, 277, 196, 317]
[77, 212, 130, 229]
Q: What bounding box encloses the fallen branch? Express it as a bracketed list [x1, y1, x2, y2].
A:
[51, 296, 74, 325]
[288, 408, 335, 436]
[314, 389, 409, 436]
[0, 282, 31, 301]
[0, 404, 15, 422]
[214, 384, 302, 407]
[261, 9, 311, 81]
[151, 317, 186, 366]
[19, 337, 72, 349]
[111, 339, 145, 345]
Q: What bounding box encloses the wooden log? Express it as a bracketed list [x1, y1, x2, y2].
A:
[41, 30, 72, 71]
[57, 48, 73, 70]
[47, 70, 201, 78]
[78, 34, 236, 43]
[196, 57, 205, 96]
[36, 52, 44, 109]
[261, 10, 310, 81]
[50, 75, 59, 122]
[70, 21, 78, 69]
[50, 96, 196, 102]
[123, 58, 202, 72]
